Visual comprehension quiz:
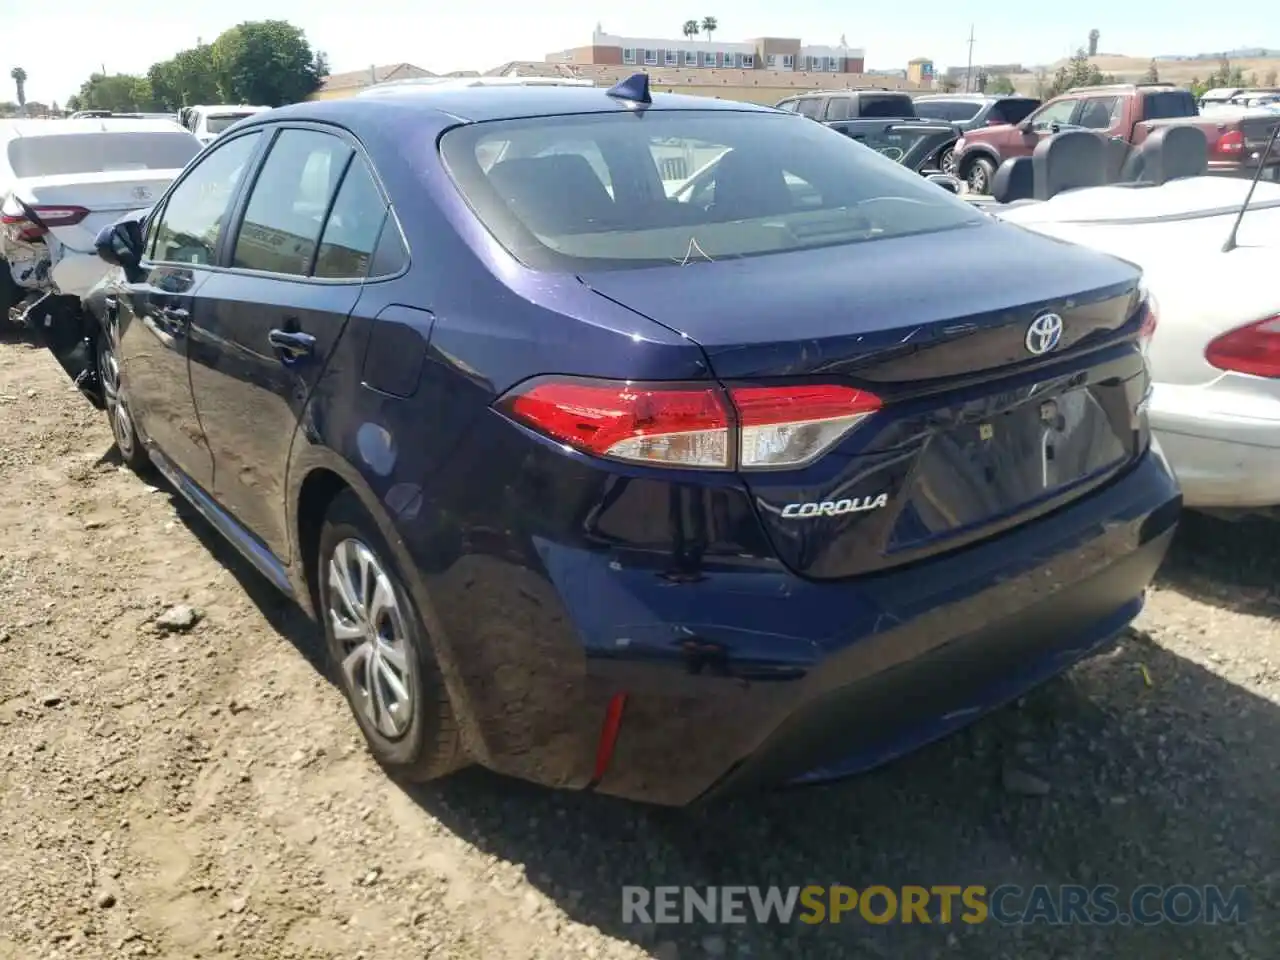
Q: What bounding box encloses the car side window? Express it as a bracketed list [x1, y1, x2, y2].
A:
[151, 132, 261, 265]
[1028, 98, 1078, 131]
[1076, 96, 1121, 129]
[232, 128, 352, 276]
[825, 98, 852, 121]
[368, 215, 410, 278]
[313, 158, 389, 280]
[994, 99, 1040, 126]
[776, 100, 798, 113]
[794, 98, 823, 120]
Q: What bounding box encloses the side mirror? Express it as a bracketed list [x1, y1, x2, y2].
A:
[924, 172, 963, 194]
[94, 218, 143, 269]
[1019, 119, 1036, 134]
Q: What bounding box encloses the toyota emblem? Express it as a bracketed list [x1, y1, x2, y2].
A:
[1025, 312, 1064, 356]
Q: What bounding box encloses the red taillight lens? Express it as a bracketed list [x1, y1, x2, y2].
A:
[498, 377, 882, 470]
[1213, 129, 1244, 156]
[1138, 290, 1159, 353]
[1204, 315, 1280, 378]
[0, 199, 90, 241]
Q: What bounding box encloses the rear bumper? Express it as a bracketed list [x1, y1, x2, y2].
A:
[581, 449, 1180, 805]
[1150, 379, 1280, 508]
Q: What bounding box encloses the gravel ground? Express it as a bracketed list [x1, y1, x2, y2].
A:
[0, 331, 1275, 960]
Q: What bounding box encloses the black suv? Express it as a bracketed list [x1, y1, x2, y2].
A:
[912, 94, 1041, 172]
[775, 89, 916, 121]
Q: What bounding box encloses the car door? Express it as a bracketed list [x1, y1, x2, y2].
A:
[1005, 96, 1081, 157]
[188, 125, 382, 560]
[113, 129, 265, 490]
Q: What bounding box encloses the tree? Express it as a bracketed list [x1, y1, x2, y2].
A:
[148, 43, 219, 110]
[938, 77, 960, 93]
[682, 19, 700, 41]
[10, 67, 27, 114]
[1088, 29, 1100, 57]
[1044, 48, 1113, 99]
[72, 73, 156, 112]
[210, 20, 325, 106]
[1266, 68, 1278, 87]
[1143, 60, 1159, 83]
[987, 74, 1016, 95]
[700, 16, 717, 43]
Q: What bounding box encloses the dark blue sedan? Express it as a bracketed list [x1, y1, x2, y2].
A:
[37, 76, 1180, 806]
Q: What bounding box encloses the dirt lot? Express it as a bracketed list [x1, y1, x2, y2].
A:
[0, 331, 1275, 960]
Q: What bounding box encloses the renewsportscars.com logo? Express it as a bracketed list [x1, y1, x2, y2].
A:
[622, 884, 1252, 927]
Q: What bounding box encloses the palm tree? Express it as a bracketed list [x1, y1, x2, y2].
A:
[682, 19, 700, 41]
[10, 67, 27, 116]
[701, 17, 718, 43]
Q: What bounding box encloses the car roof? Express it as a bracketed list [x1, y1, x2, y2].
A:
[247, 85, 780, 128]
[0, 118, 189, 139]
[914, 94, 1030, 102]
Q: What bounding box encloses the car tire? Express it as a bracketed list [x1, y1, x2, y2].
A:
[318, 490, 466, 783]
[96, 323, 149, 472]
[965, 156, 997, 195]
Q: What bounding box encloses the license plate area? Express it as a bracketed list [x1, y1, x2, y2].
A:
[887, 386, 1127, 551]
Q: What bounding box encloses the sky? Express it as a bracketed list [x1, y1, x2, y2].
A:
[2, 0, 1273, 105]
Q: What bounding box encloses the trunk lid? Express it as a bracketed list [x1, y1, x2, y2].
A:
[580, 219, 1150, 579]
[14, 170, 179, 250]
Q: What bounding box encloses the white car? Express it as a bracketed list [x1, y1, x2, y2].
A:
[180, 105, 270, 146]
[993, 157, 1280, 515]
[0, 118, 202, 311]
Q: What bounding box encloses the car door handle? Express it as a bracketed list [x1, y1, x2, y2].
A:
[268, 329, 316, 360]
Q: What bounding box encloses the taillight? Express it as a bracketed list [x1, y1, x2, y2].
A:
[497, 377, 882, 470]
[1213, 129, 1244, 156]
[1138, 288, 1159, 354]
[1204, 315, 1280, 378]
[0, 196, 90, 242]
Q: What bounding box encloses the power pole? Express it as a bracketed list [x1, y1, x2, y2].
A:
[964, 25, 976, 92]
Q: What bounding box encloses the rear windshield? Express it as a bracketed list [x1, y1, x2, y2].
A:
[206, 113, 257, 134]
[439, 111, 982, 272]
[7, 132, 200, 177]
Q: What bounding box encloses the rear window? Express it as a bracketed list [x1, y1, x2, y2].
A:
[7, 132, 200, 177]
[206, 113, 257, 135]
[439, 111, 982, 272]
[1142, 90, 1198, 120]
[857, 94, 915, 118]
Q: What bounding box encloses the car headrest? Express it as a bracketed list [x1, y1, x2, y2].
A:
[486, 155, 615, 235]
[709, 148, 792, 219]
[991, 157, 1034, 203]
[1138, 125, 1209, 184]
[1032, 130, 1107, 200]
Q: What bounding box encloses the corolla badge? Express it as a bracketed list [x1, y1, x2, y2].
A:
[1025, 312, 1064, 356]
[131, 186, 153, 201]
[781, 494, 889, 519]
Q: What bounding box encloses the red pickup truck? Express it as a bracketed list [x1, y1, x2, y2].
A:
[952, 82, 1279, 193]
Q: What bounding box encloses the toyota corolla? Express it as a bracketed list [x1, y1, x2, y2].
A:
[37, 76, 1180, 806]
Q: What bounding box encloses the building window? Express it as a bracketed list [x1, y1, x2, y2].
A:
[743, 54, 754, 69]
[782, 54, 794, 69]
[665, 49, 678, 66]
[703, 51, 716, 67]
[644, 49, 657, 65]
[766, 54, 776, 68]
[829, 58, 840, 72]
[623, 48, 636, 64]
[685, 50, 697, 66]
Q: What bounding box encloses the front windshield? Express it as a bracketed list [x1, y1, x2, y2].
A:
[439, 111, 983, 271]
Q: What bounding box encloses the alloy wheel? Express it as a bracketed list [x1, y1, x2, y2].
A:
[326, 538, 415, 739]
[97, 331, 135, 460]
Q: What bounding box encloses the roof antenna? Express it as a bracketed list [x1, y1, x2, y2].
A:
[606, 72, 652, 107]
[1223, 120, 1280, 253]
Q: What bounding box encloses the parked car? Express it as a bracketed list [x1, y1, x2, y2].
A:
[976, 124, 1280, 516]
[775, 88, 916, 121]
[36, 77, 1179, 806]
[0, 118, 201, 323]
[912, 94, 1041, 173]
[179, 104, 271, 146]
[953, 83, 1278, 193]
